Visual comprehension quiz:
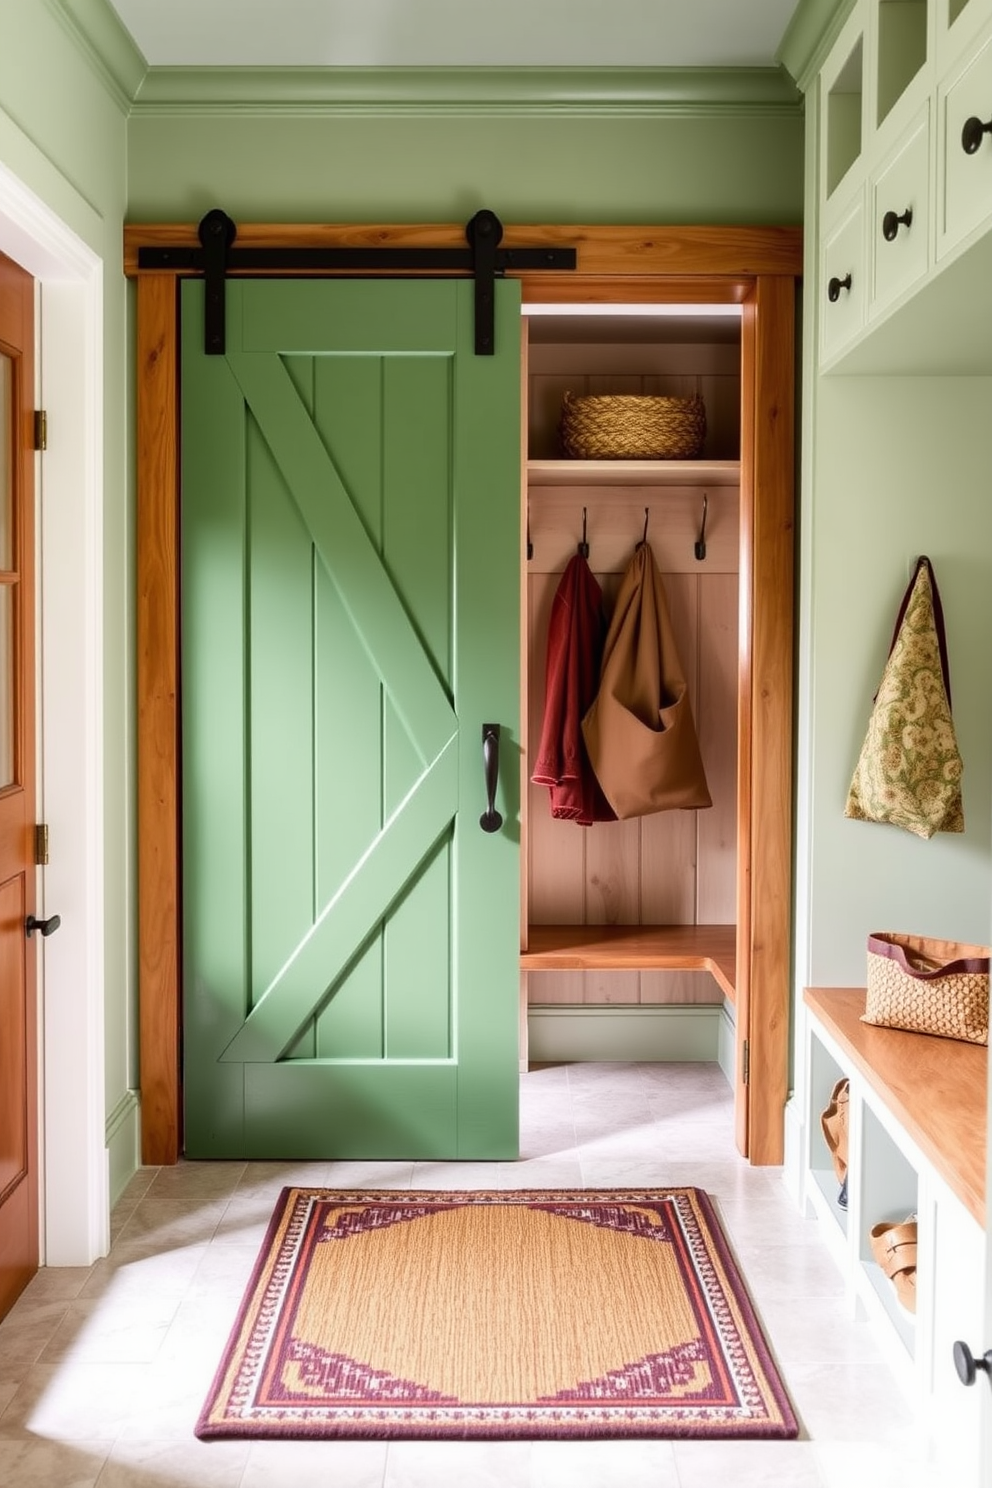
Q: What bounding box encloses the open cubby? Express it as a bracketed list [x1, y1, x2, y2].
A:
[827, 38, 865, 196]
[808, 1032, 850, 1234]
[523, 311, 742, 1012]
[859, 1102, 919, 1354]
[877, 0, 929, 124]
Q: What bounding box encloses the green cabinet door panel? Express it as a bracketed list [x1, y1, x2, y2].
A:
[181, 277, 521, 1159]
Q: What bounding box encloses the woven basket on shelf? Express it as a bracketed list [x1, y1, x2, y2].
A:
[559, 391, 706, 460]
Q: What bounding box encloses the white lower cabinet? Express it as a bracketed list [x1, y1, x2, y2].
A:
[926, 1173, 984, 1482]
[804, 999, 985, 1475]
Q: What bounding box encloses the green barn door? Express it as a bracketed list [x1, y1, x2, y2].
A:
[180, 277, 520, 1160]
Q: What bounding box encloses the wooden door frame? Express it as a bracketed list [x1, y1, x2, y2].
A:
[126, 222, 801, 1166]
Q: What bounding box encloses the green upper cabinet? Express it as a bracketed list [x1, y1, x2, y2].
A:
[181, 277, 521, 1159]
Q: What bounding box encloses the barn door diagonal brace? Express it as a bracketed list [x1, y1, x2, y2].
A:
[137, 208, 577, 355]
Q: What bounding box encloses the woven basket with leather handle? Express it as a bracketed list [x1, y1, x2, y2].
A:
[864, 932, 990, 1045]
[559, 391, 706, 460]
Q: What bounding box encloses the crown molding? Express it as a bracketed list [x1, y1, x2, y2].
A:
[130, 65, 801, 117]
[46, 0, 148, 112]
[776, 0, 857, 91]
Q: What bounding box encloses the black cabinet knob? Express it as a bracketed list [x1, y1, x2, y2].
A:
[953, 1341, 992, 1388]
[827, 272, 852, 303]
[26, 913, 61, 938]
[961, 114, 992, 155]
[882, 207, 913, 242]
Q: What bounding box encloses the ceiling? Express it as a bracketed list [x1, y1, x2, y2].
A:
[105, 0, 803, 70]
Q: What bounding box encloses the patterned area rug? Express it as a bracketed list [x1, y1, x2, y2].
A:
[196, 1188, 798, 1441]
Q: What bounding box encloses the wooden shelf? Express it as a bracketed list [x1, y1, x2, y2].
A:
[521, 924, 736, 1000]
[804, 987, 987, 1227]
[527, 459, 741, 487]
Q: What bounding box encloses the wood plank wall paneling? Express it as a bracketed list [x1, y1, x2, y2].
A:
[528, 340, 740, 460]
[136, 275, 181, 1165]
[524, 333, 740, 1012]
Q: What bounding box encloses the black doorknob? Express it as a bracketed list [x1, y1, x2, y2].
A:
[26, 913, 61, 938]
[827, 272, 852, 302]
[953, 1340, 992, 1387]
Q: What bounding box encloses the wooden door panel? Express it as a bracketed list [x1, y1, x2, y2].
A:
[0, 251, 37, 1319]
[223, 739, 458, 1065]
[0, 874, 26, 1200]
[241, 278, 458, 354]
[182, 277, 521, 1159]
[227, 347, 457, 759]
[243, 1064, 458, 1159]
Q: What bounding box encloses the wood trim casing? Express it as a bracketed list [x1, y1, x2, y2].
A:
[740, 275, 795, 1164]
[136, 275, 181, 1165]
[128, 222, 800, 1166]
[124, 222, 802, 280]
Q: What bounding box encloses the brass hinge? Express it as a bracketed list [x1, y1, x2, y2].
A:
[34, 823, 49, 866]
[33, 410, 47, 451]
[742, 1038, 750, 1085]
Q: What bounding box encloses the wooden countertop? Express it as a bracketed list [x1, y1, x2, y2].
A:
[804, 986, 986, 1228]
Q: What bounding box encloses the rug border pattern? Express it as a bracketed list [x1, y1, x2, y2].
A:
[196, 1187, 799, 1442]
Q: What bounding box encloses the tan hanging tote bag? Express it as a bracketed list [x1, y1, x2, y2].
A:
[582, 541, 711, 820]
[845, 555, 964, 839]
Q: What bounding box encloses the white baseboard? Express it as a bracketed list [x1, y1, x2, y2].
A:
[782, 1093, 805, 1209]
[717, 999, 736, 1086]
[527, 1004, 722, 1064]
[105, 1090, 141, 1209]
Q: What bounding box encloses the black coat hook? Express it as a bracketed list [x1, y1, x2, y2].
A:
[578, 507, 589, 559]
[641, 507, 649, 546]
[526, 509, 533, 561]
[694, 493, 708, 561]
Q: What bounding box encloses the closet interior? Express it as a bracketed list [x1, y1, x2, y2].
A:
[520, 306, 743, 1040]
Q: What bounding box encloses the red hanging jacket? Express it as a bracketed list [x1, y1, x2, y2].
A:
[531, 553, 615, 825]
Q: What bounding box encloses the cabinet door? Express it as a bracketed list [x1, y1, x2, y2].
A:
[870, 107, 931, 315]
[937, 23, 992, 258]
[924, 1174, 984, 1483]
[821, 194, 867, 363]
[937, 0, 992, 70]
[181, 277, 521, 1160]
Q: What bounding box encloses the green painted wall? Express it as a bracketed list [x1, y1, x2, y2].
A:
[0, 1, 134, 1147]
[125, 108, 804, 225]
[804, 376, 992, 981]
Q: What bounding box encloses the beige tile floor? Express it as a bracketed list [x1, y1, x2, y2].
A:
[0, 1063, 947, 1487]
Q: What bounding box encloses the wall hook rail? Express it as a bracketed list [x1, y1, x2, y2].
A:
[138, 208, 577, 357]
[695, 493, 709, 561]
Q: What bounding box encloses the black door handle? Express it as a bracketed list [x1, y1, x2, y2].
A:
[26, 913, 61, 938]
[479, 723, 503, 833]
[953, 1341, 992, 1388]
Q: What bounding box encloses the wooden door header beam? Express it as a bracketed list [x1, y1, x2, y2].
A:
[124, 222, 803, 283]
